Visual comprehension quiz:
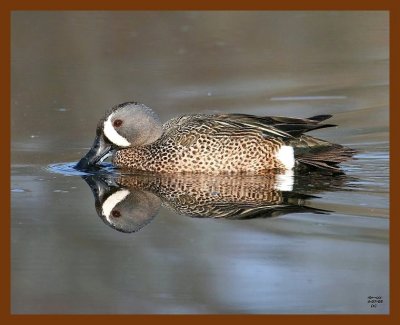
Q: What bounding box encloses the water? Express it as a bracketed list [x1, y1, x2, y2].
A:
[11, 11, 389, 314]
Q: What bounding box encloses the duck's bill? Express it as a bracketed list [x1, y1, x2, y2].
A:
[75, 135, 112, 170]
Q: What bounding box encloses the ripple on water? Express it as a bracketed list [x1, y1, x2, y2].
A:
[11, 188, 27, 193]
[46, 162, 117, 177]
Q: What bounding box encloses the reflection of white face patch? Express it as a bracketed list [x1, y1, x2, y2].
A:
[276, 145, 295, 170]
[103, 115, 131, 147]
[102, 189, 130, 224]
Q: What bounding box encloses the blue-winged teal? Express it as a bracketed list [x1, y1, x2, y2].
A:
[76, 102, 355, 173]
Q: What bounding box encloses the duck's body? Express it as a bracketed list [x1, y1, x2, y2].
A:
[113, 114, 291, 173]
[76, 102, 355, 173]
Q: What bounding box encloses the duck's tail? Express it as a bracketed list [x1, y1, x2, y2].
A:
[288, 115, 356, 172]
[295, 142, 356, 172]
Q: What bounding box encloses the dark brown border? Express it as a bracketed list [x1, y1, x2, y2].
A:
[3, 0, 398, 324]
[1, 0, 397, 10]
[1, 0, 11, 320]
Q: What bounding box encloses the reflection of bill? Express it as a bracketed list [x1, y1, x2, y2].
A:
[82, 171, 351, 234]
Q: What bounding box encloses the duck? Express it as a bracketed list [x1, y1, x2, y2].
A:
[76, 101, 355, 173]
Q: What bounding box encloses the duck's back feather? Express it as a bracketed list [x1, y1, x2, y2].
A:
[163, 113, 336, 140]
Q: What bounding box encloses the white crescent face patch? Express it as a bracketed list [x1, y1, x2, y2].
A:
[102, 189, 130, 224]
[103, 115, 131, 147]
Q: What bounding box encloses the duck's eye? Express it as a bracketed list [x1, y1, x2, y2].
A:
[111, 210, 121, 218]
[113, 119, 123, 127]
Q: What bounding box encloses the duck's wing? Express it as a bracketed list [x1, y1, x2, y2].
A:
[162, 113, 335, 141]
[212, 114, 336, 138]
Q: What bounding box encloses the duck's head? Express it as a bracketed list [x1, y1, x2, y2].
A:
[76, 102, 163, 170]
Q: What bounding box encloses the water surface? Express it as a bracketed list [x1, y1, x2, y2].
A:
[11, 11, 389, 314]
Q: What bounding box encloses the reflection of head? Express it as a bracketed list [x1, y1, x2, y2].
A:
[97, 188, 161, 233]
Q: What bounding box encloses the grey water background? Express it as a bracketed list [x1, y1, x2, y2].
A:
[11, 11, 389, 314]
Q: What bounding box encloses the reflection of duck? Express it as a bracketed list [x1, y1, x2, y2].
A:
[76, 102, 355, 173]
[83, 175, 161, 233]
[82, 171, 343, 233]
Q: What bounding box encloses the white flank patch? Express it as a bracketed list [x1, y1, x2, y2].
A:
[276, 145, 295, 170]
[275, 170, 294, 192]
[102, 189, 130, 223]
[103, 115, 131, 147]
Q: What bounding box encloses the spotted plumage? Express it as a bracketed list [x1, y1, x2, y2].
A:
[76, 102, 355, 173]
[116, 173, 294, 219]
[84, 172, 325, 233]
